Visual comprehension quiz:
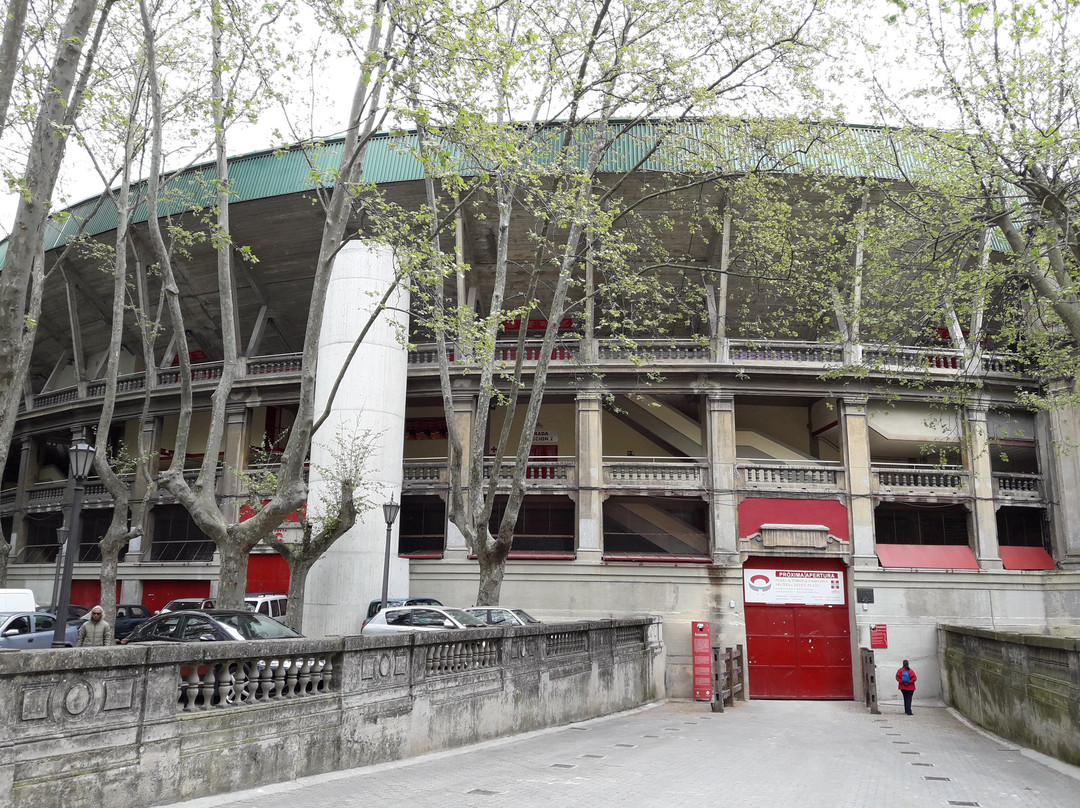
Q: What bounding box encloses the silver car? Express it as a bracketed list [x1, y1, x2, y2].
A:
[0, 611, 79, 648]
[464, 607, 541, 627]
[361, 606, 489, 635]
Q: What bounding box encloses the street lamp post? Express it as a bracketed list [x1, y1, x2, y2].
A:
[51, 438, 97, 647]
[379, 496, 401, 612]
[50, 524, 69, 610]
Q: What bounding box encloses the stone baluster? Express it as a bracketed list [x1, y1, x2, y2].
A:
[216, 664, 232, 707]
[200, 666, 217, 711]
[285, 659, 299, 696]
[233, 663, 249, 704]
[258, 664, 273, 700]
[298, 657, 312, 695]
[182, 667, 200, 711]
[273, 662, 286, 698]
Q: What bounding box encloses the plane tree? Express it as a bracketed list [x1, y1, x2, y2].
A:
[858, 0, 1080, 401]
[0, 0, 116, 585]
[399, 0, 835, 604]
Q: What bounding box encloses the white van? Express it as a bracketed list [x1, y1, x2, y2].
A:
[244, 593, 288, 622]
[0, 589, 37, 613]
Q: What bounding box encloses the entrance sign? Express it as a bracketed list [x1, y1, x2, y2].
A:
[692, 622, 712, 700]
[743, 567, 844, 606]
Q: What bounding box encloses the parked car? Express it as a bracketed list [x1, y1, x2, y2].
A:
[42, 603, 90, 622]
[464, 607, 542, 627]
[363, 597, 443, 627]
[156, 597, 215, 615]
[244, 593, 288, 622]
[122, 610, 303, 644]
[361, 605, 489, 635]
[0, 611, 78, 648]
[112, 604, 153, 640]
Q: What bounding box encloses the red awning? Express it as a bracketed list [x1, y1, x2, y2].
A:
[999, 546, 1056, 570]
[876, 544, 980, 570]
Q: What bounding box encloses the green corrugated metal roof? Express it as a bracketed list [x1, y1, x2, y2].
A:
[1, 121, 991, 259]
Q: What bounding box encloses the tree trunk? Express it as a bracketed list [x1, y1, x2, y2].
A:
[475, 546, 509, 606]
[99, 547, 119, 619]
[217, 539, 251, 609]
[0, 539, 9, 587]
[0, 0, 101, 417]
[284, 557, 314, 633]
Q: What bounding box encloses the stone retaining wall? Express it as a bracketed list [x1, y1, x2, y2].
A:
[1, 618, 664, 808]
[938, 624, 1080, 765]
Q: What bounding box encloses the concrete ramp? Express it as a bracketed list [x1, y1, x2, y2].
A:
[605, 499, 708, 554]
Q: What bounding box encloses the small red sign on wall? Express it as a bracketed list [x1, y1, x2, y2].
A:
[692, 622, 712, 700]
[870, 624, 888, 649]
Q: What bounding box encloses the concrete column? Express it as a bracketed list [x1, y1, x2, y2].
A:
[444, 393, 474, 560]
[965, 405, 1001, 569]
[575, 389, 604, 563]
[1041, 398, 1080, 568]
[10, 437, 33, 559]
[841, 397, 876, 567]
[218, 406, 250, 524]
[304, 242, 410, 637]
[706, 393, 739, 565]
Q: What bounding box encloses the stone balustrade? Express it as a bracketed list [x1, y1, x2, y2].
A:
[737, 462, 844, 490]
[1, 617, 663, 808]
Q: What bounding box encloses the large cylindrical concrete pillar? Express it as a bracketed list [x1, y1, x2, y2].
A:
[303, 241, 409, 637]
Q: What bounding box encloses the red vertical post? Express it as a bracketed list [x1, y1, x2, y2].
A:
[692, 621, 712, 701]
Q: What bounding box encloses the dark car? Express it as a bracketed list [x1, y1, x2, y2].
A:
[112, 604, 153, 640]
[42, 603, 90, 623]
[122, 609, 303, 644]
[364, 597, 443, 626]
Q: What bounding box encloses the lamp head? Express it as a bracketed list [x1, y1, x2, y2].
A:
[382, 496, 400, 527]
[69, 439, 97, 480]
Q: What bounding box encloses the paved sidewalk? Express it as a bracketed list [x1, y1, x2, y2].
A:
[163, 698, 1080, 808]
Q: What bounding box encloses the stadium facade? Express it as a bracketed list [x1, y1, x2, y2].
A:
[5, 125, 1079, 698]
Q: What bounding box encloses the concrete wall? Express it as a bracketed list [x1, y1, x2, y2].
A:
[939, 624, 1080, 766]
[413, 560, 1080, 700]
[1, 618, 663, 808]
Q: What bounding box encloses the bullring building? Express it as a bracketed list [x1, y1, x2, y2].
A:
[4, 122, 1078, 699]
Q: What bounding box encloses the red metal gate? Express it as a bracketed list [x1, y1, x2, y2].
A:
[743, 557, 853, 699]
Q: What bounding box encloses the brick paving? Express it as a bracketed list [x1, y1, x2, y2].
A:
[162, 698, 1080, 808]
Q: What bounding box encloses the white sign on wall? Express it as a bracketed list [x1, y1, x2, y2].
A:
[743, 567, 844, 606]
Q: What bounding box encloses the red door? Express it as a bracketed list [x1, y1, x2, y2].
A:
[744, 557, 853, 699]
[527, 443, 557, 479]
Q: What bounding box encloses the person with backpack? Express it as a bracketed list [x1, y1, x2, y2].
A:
[896, 660, 917, 715]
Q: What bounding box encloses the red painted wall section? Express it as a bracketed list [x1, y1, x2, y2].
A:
[142, 581, 211, 614]
[738, 498, 849, 541]
[70, 580, 121, 608]
[247, 553, 290, 593]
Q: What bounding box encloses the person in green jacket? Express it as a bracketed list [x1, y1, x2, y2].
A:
[76, 605, 113, 646]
